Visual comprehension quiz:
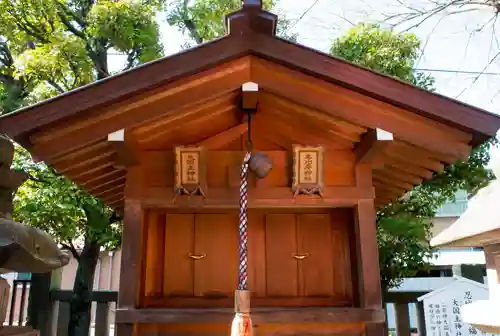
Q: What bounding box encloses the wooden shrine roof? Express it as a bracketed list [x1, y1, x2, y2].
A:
[1, 1, 500, 212]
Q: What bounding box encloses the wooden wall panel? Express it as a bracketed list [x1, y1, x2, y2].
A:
[143, 211, 165, 297]
[163, 214, 194, 297]
[139, 150, 354, 190]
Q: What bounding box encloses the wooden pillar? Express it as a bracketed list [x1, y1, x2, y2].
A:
[416, 301, 427, 336]
[27, 273, 53, 336]
[355, 164, 383, 336]
[395, 303, 410, 336]
[116, 198, 143, 336]
[95, 302, 110, 336]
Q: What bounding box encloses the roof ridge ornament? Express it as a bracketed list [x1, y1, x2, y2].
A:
[225, 0, 277, 36]
[242, 0, 262, 7]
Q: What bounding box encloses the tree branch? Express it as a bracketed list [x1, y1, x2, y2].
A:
[181, 0, 203, 45]
[61, 242, 80, 260]
[55, 2, 86, 39]
[7, 9, 50, 44]
[45, 79, 65, 94]
[0, 42, 14, 67]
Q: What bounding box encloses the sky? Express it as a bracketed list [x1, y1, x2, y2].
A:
[112, 0, 500, 165]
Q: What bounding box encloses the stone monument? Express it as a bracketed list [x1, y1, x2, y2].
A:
[418, 277, 499, 336]
[0, 134, 70, 335]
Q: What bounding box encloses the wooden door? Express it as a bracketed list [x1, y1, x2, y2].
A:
[163, 214, 194, 297]
[265, 214, 299, 297]
[161, 212, 238, 306]
[297, 213, 335, 297]
[263, 211, 352, 306]
[193, 213, 238, 298]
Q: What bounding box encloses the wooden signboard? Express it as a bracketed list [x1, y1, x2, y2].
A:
[174, 146, 206, 198]
[292, 145, 324, 198]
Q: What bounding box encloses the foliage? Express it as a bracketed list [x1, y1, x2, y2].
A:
[330, 23, 496, 291]
[1, 1, 164, 335]
[165, 0, 297, 47]
[330, 23, 435, 90]
[0, 0, 164, 110]
[12, 146, 121, 254]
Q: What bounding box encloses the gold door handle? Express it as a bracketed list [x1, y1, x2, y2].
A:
[292, 253, 309, 260]
[188, 253, 206, 260]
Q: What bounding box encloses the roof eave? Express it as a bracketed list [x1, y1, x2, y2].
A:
[1, 32, 499, 147]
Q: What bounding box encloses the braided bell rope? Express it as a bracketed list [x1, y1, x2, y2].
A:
[238, 152, 251, 290]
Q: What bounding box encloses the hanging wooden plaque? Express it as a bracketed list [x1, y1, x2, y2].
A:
[292, 145, 324, 198]
[174, 146, 206, 198]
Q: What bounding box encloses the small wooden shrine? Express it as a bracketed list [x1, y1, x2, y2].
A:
[1, 1, 500, 335]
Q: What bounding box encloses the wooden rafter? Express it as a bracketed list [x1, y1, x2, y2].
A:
[260, 105, 353, 149]
[354, 128, 393, 167]
[140, 106, 237, 147]
[383, 156, 434, 180]
[251, 58, 472, 160]
[81, 169, 125, 187]
[108, 129, 139, 169]
[197, 123, 248, 150]
[259, 92, 365, 142]
[133, 92, 237, 141]
[373, 176, 412, 191]
[56, 148, 115, 173]
[386, 142, 445, 172]
[29, 58, 251, 159]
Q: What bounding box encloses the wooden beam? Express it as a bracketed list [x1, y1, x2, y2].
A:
[108, 129, 139, 169]
[241, 81, 259, 110]
[355, 128, 393, 167]
[196, 123, 248, 150]
[115, 307, 385, 324]
[140, 186, 374, 208]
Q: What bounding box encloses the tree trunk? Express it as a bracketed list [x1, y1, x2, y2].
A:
[67, 240, 100, 336]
